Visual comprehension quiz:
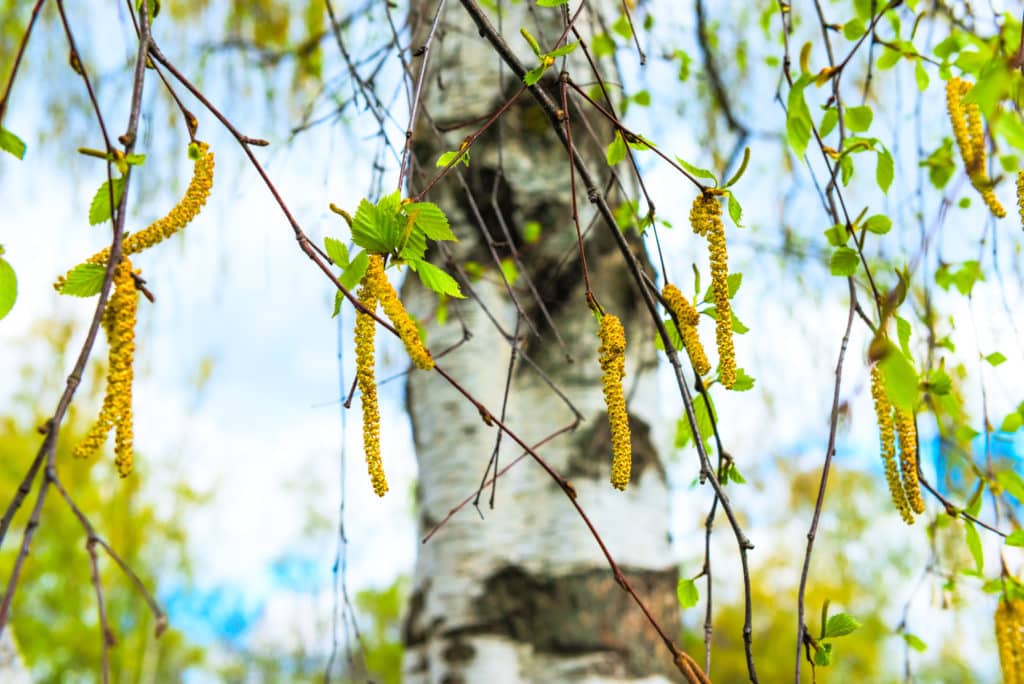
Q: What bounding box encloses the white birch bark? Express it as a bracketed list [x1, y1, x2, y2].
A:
[401, 2, 679, 682]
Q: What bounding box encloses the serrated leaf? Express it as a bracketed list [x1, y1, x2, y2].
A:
[903, 633, 927, 652]
[406, 202, 456, 242]
[702, 273, 742, 303]
[676, 578, 699, 609]
[845, 105, 873, 133]
[863, 214, 892, 234]
[606, 130, 627, 166]
[730, 368, 755, 391]
[324, 236, 349, 267]
[0, 257, 16, 319]
[399, 226, 428, 262]
[0, 128, 26, 160]
[59, 263, 106, 297]
[675, 393, 716, 448]
[88, 177, 126, 225]
[351, 198, 394, 254]
[411, 260, 464, 298]
[340, 250, 369, 291]
[436, 149, 470, 168]
[964, 519, 983, 574]
[829, 246, 859, 276]
[676, 156, 717, 184]
[824, 613, 861, 638]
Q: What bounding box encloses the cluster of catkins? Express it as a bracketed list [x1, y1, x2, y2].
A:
[869, 365, 924, 524]
[62, 142, 215, 477]
[355, 254, 434, 496]
[689, 192, 736, 388]
[997, 597, 1024, 684]
[945, 77, 1007, 219]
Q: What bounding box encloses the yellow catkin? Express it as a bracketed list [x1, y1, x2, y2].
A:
[54, 142, 215, 290]
[355, 279, 387, 497]
[946, 77, 1006, 219]
[74, 257, 139, 477]
[870, 366, 914, 524]
[690, 193, 736, 388]
[362, 254, 434, 371]
[661, 283, 711, 376]
[598, 313, 631, 491]
[996, 598, 1024, 684]
[894, 407, 925, 515]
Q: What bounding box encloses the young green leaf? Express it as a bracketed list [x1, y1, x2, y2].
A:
[1005, 530, 1024, 547]
[829, 246, 859, 276]
[824, 613, 861, 638]
[845, 105, 873, 132]
[547, 41, 579, 58]
[786, 76, 813, 156]
[411, 260, 465, 298]
[862, 214, 892, 234]
[879, 341, 919, 411]
[964, 519, 983, 574]
[727, 192, 743, 227]
[654, 318, 684, 351]
[0, 256, 16, 320]
[523, 65, 547, 86]
[675, 156, 717, 184]
[436, 149, 470, 168]
[324, 236, 349, 267]
[59, 263, 106, 297]
[0, 128, 26, 160]
[984, 351, 1007, 367]
[88, 177, 126, 225]
[903, 633, 928, 652]
[820, 108, 839, 138]
[406, 202, 457, 242]
[876, 146, 895, 193]
[523, 221, 542, 243]
[606, 131, 628, 166]
[676, 578, 699, 609]
[813, 642, 833, 667]
[350, 199, 392, 253]
[340, 250, 369, 291]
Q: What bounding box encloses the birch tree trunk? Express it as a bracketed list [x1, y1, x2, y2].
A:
[401, 2, 679, 682]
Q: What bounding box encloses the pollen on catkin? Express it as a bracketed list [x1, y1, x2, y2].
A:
[690, 192, 736, 388]
[1017, 170, 1024, 229]
[597, 313, 631, 491]
[661, 283, 710, 376]
[870, 365, 914, 524]
[55, 142, 215, 291]
[74, 257, 139, 477]
[894, 407, 925, 515]
[355, 279, 387, 497]
[363, 254, 434, 371]
[996, 598, 1024, 684]
[946, 77, 1006, 219]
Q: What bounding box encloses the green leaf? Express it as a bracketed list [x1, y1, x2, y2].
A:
[845, 105, 873, 132]
[820, 108, 839, 138]
[0, 257, 15, 320]
[998, 470, 1024, 502]
[896, 316, 912, 358]
[675, 393, 716, 449]
[537, 0, 569, 6]
[632, 90, 651, 107]
[839, 154, 855, 186]
[523, 65, 547, 86]
[675, 156, 717, 184]
[1000, 412, 1023, 433]
[340, 250, 369, 291]
[0, 128, 26, 160]
[824, 613, 861, 638]
[727, 192, 743, 227]
[731, 311, 749, 334]
[324, 236, 349, 267]
[876, 146, 895, 193]
[59, 263, 106, 297]
[727, 463, 748, 483]
[500, 258, 519, 285]
[606, 130, 627, 166]
[813, 641, 833, 667]
[824, 224, 848, 247]
[676, 578, 699, 609]
[903, 633, 928, 652]
[829, 246, 859, 276]
[436, 149, 470, 168]
[406, 202, 457, 242]
[411, 260, 465, 298]
[702, 273, 742, 303]
[547, 41, 579, 58]
[862, 214, 892, 235]
[654, 318, 684, 351]
[523, 221, 542, 243]
[125, 153, 146, 166]
[730, 368, 755, 391]
[984, 351, 1007, 367]
[592, 33, 615, 58]
[1006, 530, 1024, 547]
[914, 61, 930, 92]
[964, 519, 984, 574]
[88, 177, 126, 225]
[786, 76, 813, 156]
[879, 341, 918, 411]
[843, 19, 866, 41]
